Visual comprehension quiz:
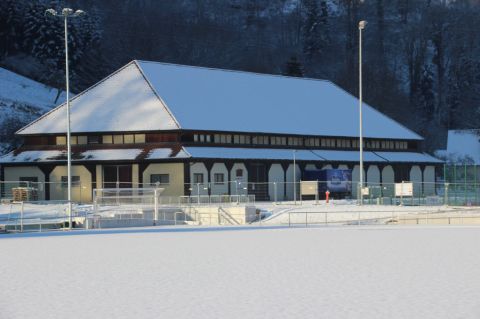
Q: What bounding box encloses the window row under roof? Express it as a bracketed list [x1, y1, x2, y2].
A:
[192, 133, 410, 150]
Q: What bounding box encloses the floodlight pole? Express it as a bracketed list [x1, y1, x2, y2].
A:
[358, 20, 367, 206]
[46, 8, 85, 229]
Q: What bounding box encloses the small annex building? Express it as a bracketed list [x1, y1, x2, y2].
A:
[0, 60, 442, 202]
[436, 130, 480, 164]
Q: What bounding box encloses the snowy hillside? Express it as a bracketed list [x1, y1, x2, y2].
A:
[0, 67, 64, 154]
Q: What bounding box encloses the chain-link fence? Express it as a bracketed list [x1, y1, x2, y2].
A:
[2, 179, 480, 206]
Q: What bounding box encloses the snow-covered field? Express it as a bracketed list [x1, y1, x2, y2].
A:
[1, 226, 480, 319]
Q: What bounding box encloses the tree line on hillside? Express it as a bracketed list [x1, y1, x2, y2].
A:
[1, 0, 480, 150]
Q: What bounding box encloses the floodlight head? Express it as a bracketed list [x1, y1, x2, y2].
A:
[45, 9, 58, 16]
[62, 8, 74, 16]
[359, 20, 367, 30]
[74, 10, 86, 17]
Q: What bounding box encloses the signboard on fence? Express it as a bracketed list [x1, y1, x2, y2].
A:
[362, 187, 370, 196]
[395, 182, 413, 197]
[300, 181, 318, 196]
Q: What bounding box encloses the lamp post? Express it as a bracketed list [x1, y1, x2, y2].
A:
[46, 8, 85, 229]
[358, 20, 367, 206]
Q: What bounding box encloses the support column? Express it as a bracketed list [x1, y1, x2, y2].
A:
[184, 161, 191, 196]
[225, 161, 234, 195]
[281, 162, 289, 198]
[204, 161, 214, 196]
[39, 165, 55, 201]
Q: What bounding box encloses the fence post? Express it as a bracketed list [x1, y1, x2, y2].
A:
[85, 209, 88, 230]
[444, 183, 449, 206]
[464, 164, 467, 205]
[274, 182, 277, 204]
[20, 201, 24, 233]
[475, 165, 478, 205]
[154, 188, 159, 226]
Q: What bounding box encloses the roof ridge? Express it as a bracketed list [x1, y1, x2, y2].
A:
[134, 59, 334, 84]
[134, 61, 182, 129]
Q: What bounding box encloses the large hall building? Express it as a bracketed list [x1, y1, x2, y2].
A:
[0, 60, 441, 202]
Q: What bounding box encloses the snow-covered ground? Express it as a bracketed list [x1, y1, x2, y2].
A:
[0, 67, 65, 154]
[1, 226, 480, 319]
[0, 67, 64, 111]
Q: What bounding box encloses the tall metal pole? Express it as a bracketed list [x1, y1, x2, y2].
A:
[64, 15, 73, 229]
[46, 8, 85, 230]
[293, 150, 297, 204]
[358, 20, 367, 206]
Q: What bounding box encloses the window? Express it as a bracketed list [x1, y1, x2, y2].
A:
[193, 173, 204, 184]
[305, 138, 320, 147]
[71, 136, 78, 145]
[86, 135, 100, 144]
[288, 137, 303, 146]
[322, 138, 335, 148]
[150, 174, 169, 185]
[134, 134, 146, 143]
[123, 134, 134, 144]
[56, 136, 66, 145]
[113, 135, 123, 144]
[252, 136, 268, 145]
[75, 136, 87, 144]
[214, 134, 232, 144]
[19, 177, 38, 187]
[103, 135, 113, 144]
[271, 136, 287, 146]
[61, 176, 80, 188]
[214, 173, 225, 184]
[236, 169, 243, 177]
[233, 135, 250, 144]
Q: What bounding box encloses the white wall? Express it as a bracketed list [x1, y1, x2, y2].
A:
[4, 166, 46, 200]
[410, 165, 423, 196]
[268, 164, 285, 201]
[367, 165, 380, 186]
[230, 163, 248, 195]
[352, 165, 366, 198]
[50, 165, 92, 203]
[382, 166, 394, 185]
[285, 164, 300, 200]
[142, 163, 184, 196]
[190, 162, 209, 195]
[210, 163, 228, 195]
[423, 166, 436, 196]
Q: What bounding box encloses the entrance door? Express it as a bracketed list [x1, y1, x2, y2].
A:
[103, 165, 132, 188]
[248, 163, 269, 201]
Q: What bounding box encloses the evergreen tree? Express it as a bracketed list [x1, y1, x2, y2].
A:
[419, 65, 435, 121]
[302, 0, 330, 62]
[283, 56, 304, 77]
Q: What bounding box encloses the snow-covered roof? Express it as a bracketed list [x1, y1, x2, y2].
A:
[184, 147, 440, 163]
[0, 147, 187, 163]
[374, 152, 443, 163]
[17, 60, 422, 140]
[146, 148, 190, 160]
[0, 146, 440, 164]
[440, 130, 480, 164]
[17, 62, 179, 135]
